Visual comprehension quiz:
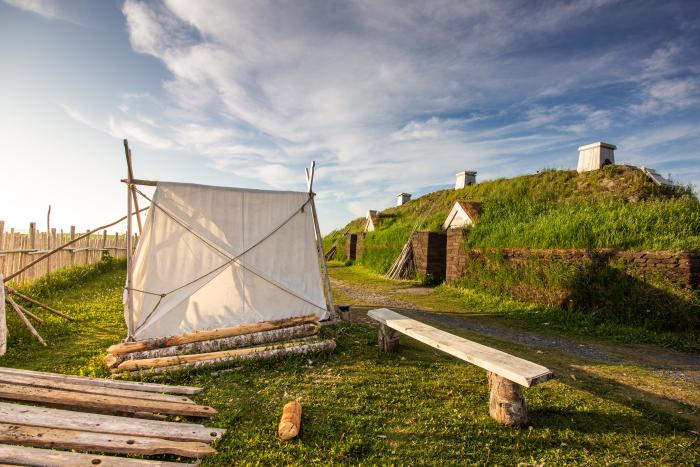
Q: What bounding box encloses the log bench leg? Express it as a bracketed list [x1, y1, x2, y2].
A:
[378, 324, 400, 353]
[487, 372, 529, 427]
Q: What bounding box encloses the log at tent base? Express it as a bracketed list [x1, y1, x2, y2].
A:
[107, 314, 319, 356]
[278, 400, 302, 441]
[117, 337, 324, 372]
[488, 372, 529, 426]
[0, 422, 215, 458]
[0, 443, 195, 466]
[120, 340, 336, 376]
[105, 322, 320, 368]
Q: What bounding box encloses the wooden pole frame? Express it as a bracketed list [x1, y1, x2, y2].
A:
[125, 147, 135, 341]
[305, 162, 337, 321]
[124, 140, 143, 235]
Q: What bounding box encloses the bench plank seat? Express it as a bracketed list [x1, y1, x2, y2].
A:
[368, 308, 553, 387]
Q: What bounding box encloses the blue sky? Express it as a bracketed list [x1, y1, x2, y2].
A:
[1, 0, 699, 234]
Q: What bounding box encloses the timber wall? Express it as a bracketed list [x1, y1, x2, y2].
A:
[411, 231, 447, 283]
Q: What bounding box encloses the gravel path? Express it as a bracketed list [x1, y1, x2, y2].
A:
[331, 277, 700, 384]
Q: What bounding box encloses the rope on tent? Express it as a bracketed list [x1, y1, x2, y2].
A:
[127, 188, 327, 334]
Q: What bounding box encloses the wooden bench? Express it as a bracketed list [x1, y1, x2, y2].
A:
[367, 308, 554, 426]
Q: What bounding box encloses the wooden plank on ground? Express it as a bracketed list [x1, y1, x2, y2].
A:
[0, 402, 224, 443]
[367, 308, 554, 387]
[107, 314, 319, 355]
[0, 367, 201, 394]
[0, 373, 195, 405]
[0, 384, 216, 418]
[0, 443, 193, 466]
[0, 422, 215, 457]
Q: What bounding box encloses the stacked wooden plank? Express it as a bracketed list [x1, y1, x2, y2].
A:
[0, 367, 224, 465]
[107, 315, 336, 376]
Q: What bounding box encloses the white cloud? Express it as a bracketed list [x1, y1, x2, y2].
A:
[3, 0, 81, 24]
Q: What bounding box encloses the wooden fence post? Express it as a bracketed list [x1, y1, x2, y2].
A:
[0, 274, 6, 356]
[69, 226, 75, 265]
[0, 220, 5, 251]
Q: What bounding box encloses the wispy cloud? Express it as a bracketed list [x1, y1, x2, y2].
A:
[3, 0, 81, 24]
[63, 0, 700, 229]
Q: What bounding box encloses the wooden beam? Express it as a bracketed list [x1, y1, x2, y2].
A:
[367, 308, 554, 387]
[0, 373, 195, 404]
[0, 367, 203, 394]
[106, 322, 319, 368]
[0, 383, 216, 418]
[0, 422, 215, 458]
[121, 178, 158, 186]
[0, 402, 225, 443]
[107, 314, 318, 356]
[0, 443, 195, 466]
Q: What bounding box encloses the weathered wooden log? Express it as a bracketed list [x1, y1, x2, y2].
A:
[7, 300, 42, 324]
[378, 323, 400, 353]
[105, 322, 319, 368]
[487, 372, 529, 426]
[278, 400, 302, 440]
[0, 383, 217, 418]
[0, 366, 202, 394]
[107, 315, 319, 356]
[0, 373, 195, 405]
[0, 402, 225, 443]
[120, 340, 336, 376]
[117, 338, 321, 371]
[5, 295, 46, 346]
[0, 443, 193, 466]
[0, 422, 215, 458]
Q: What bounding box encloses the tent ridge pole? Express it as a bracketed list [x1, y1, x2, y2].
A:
[124, 139, 135, 341]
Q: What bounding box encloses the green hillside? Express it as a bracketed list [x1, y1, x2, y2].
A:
[324, 165, 700, 274]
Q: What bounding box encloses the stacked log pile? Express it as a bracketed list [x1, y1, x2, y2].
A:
[107, 315, 336, 376]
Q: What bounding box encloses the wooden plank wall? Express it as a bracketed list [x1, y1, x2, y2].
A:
[0, 220, 137, 284]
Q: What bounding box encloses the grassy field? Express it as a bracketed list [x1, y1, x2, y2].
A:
[324, 165, 700, 273]
[1, 261, 699, 464]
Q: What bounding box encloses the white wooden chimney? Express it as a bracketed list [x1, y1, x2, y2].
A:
[577, 142, 616, 172]
[396, 193, 411, 206]
[455, 171, 477, 189]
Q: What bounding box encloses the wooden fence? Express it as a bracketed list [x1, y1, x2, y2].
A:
[0, 220, 137, 284]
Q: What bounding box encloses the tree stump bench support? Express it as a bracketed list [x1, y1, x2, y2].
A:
[367, 308, 554, 427]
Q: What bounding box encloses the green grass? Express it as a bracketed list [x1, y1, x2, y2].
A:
[325, 165, 700, 274]
[1, 263, 699, 464]
[331, 264, 700, 352]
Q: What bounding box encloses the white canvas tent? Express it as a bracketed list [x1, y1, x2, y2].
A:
[123, 180, 332, 341]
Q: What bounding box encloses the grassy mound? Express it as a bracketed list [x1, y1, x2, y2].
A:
[325, 165, 700, 273]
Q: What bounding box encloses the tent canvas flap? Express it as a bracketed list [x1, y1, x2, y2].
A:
[126, 182, 328, 341]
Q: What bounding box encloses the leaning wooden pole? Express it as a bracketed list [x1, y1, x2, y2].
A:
[5, 296, 46, 347]
[0, 275, 6, 356]
[5, 288, 73, 321]
[126, 167, 135, 341]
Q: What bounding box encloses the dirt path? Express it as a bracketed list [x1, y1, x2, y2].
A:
[331, 277, 700, 385]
